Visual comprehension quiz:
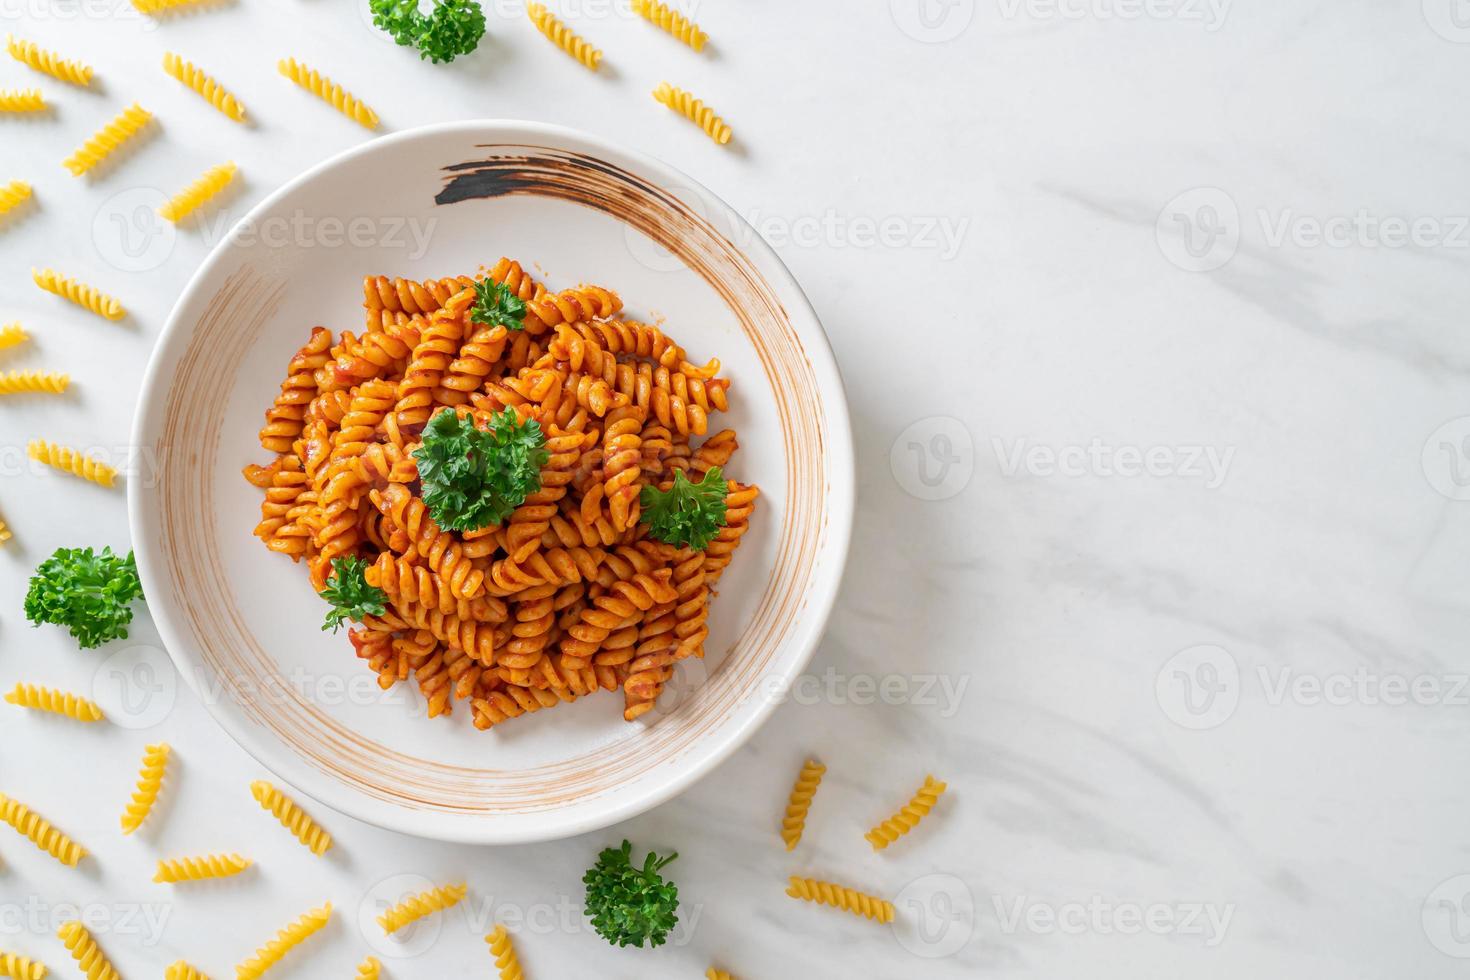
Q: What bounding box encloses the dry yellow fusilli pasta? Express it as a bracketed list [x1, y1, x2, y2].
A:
[0, 517, 10, 545]
[159, 162, 237, 223]
[485, 925, 522, 980]
[0, 88, 45, 111]
[0, 371, 68, 396]
[250, 780, 332, 855]
[163, 53, 245, 122]
[63, 103, 152, 177]
[780, 758, 825, 851]
[27, 440, 117, 488]
[164, 961, 209, 980]
[56, 922, 118, 980]
[652, 82, 730, 145]
[278, 58, 378, 129]
[785, 876, 895, 923]
[354, 955, 380, 979]
[32, 268, 125, 320]
[526, 3, 601, 69]
[865, 774, 947, 851]
[378, 881, 467, 934]
[234, 903, 331, 980]
[0, 323, 26, 352]
[154, 852, 251, 883]
[4, 682, 103, 721]
[0, 181, 31, 217]
[632, 0, 707, 50]
[120, 742, 170, 834]
[706, 970, 735, 980]
[134, 0, 217, 15]
[0, 793, 86, 866]
[6, 35, 92, 86]
[0, 950, 46, 979]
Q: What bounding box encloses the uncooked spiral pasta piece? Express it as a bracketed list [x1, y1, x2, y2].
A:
[0, 517, 10, 545]
[785, 876, 895, 924]
[526, 3, 601, 69]
[4, 682, 103, 721]
[0, 371, 68, 396]
[63, 103, 152, 176]
[632, 0, 707, 50]
[0, 950, 46, 979]
[250, 780, 332, 855]
[155, 852, 251, 883]
[234, 903, 331, 980]
[354, 956, 380, 980]
[6, 35, 92, 86]
[0, 88, 44, 111]
[485, 925, 522, 980]
[0, 793, 86, 865]
[32, 269, 125, 320]
[781, 758, 826, 851]
[165, 961, 209, 980]
[56, 922, 118, 980]
[120, 742, 170, 834]
[706, 970, 735, 980]
[27, 440, 116, 488]
[0, 323, 26, 352]
[0, 181, 31, 217]
[377, 881, 467, 934]
[652, 82, 730, 145]
[159, 162, 237, 223]
[865, 774, 947, 851]
[278, 58, 378, 130]
[134, 0, 217, 15]
[163, 53, 245, 122]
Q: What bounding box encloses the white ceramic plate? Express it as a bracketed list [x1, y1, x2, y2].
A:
[130, 121, 853, 844]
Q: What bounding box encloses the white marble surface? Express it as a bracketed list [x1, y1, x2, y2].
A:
[3, 0, 1470, 976]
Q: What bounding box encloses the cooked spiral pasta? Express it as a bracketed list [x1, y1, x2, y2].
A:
[632, 0, 707, 50]
[526, 3, 601, 69]
[0, 950, 46, 979]
[485, 925, 522, 980]
[164, 961, 209, 980]
[278, 58, 378, 129]
[354, 956, 380, 980]
[4, 682, 103, 721]
[0, 793, 85, 866]
[155, 851, 251, 882]
[0, 323, 27, 352]
[6, 35, 92, 86]
[377, 881, 467, 934]
[163, 52, 245, 121]
[235, 903, 331, 980]
[159, 162, 237, 223]
[27, 440, 117, 488]
[63, 103, 152, 176]
[56, 922, 118, 980]
[250, 780, 332, 855]
[32, 268, 125, 320]
[865, 774, 947, 850]
[652, 82, 730, 145]
[0, 181, 31, 217]
[0, 88, 44, 112]
[781, 758, 826, 851]
[0, 371, 68, 396]
[785, 876, 895, 924]
[119, 742, 170, 834]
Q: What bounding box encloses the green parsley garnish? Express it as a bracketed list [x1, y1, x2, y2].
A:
[320, 556, 387, 633]
[413, 408, 547, 532]
[469, 279, 528, 332]
[583, 840, 680, 948]
[370, 0, 487, 64]
[24, 546, 145, 650]
[639, 466, 728, 550]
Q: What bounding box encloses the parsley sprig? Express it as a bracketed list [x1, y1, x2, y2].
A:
[470, 279, 528, 332]
[639, 466, 729, 550]
[24, 546, 145, 649]
[583, 840, 680, 948]
[370, 0, 487, 64]
[413, 408, 547, 532]
[320, 556, 387, 633]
